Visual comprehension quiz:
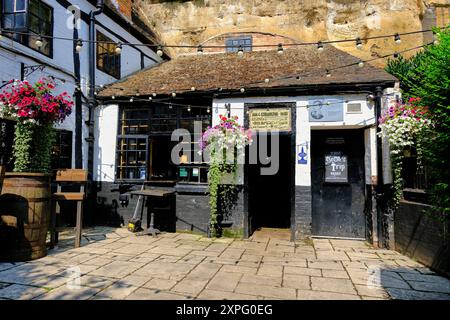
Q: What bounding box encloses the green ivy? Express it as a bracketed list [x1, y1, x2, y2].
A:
[13, 122, 55, 173]
[385, 27, 450, 223]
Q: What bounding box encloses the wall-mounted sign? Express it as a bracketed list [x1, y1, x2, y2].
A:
[248, 108, 291, 131]
[179, 167, 188, 178]
[325, 152, 348, 183]
[308, 97, 344, 122]
[297, 146, 307, 165]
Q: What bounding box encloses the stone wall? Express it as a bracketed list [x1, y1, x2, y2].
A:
[135, 0, 449, 66]
[395, 199, 450, 275]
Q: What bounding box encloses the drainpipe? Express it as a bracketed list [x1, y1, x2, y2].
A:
[87, 0, 104, 180]
[374, 86, 384, 248]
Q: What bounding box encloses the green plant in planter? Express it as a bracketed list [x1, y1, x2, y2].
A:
[199, 115, 252, 237]
[0, 78, 73, 173]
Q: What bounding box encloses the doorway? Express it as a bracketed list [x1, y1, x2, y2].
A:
[247, 133, 293, 236]
[311, 129, 366, 239]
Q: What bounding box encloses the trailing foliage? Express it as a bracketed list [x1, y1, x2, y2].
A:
[0, 78, 72, 173]
[199, 115, 252, 237]
[385, 28, 450, 222]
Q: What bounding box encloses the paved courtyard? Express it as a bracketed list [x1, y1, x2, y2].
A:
[0, 227, 449, 300]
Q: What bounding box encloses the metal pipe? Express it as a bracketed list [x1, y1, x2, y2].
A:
[87, 0, 104, 180]
[374, 86, 384, 247]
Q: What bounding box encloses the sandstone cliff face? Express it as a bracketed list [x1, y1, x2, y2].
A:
[135, 0, 449, 66]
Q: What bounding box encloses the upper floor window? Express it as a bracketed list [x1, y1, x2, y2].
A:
[225, 36, 252, 52]
[96, 31, 121, 79]
[1, 0, 53, 57]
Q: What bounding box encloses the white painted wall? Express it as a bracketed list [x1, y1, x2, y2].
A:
[212, 94, 379, 187]
[93, 103, 118, 182]
[0, 0, 161, 171]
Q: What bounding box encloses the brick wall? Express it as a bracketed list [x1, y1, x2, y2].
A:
[116, 0, 132, 19]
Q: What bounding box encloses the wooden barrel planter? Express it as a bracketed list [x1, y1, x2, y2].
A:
[0, 172, 51, 261]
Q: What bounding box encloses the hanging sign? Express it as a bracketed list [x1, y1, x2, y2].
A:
[308, 97, 344, 122]
[248, 108, 291, 131]
[324, 152, 348, 183]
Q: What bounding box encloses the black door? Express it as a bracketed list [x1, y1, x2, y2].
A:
[311, 129, 366, 238]
[247, 133, 292, 235]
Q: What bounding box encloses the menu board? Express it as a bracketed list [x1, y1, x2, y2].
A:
[248, 108, 291, 131]
[325, 152, 348, 183]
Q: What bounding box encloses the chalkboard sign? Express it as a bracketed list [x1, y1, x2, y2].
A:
[325, 152, 348, 183]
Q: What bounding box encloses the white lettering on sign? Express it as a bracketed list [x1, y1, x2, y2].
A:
[325, 152, 348, 183]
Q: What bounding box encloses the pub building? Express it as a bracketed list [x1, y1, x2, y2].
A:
[95, 33, 399, 243]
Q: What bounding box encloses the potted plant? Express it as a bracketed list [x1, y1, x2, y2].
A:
[0, 78, 73, 261]
[199, 115, 252, 237]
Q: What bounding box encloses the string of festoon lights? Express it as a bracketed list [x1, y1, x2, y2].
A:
[95, 41, 434, 101]
[0, 27, 443, 56]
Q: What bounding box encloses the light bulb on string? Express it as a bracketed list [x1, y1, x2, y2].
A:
[326, 69, 331, 77]
[115, 43, 122, 54]
[172, 92, 176, 97]
[35, 35, 43, 48]
[358, 60, 364, 68]
[152, 93, 157, 97]
[356, 37, 363, 49]
[75, 39, 83, 53]
[187, 105, 191, 112]
[207, 107, 210, 113]
[148, 96, 152, 101]
[240, 88, 245, 93]
[394, 33, 401, 44]
[197, 45, 203, 55]
[191, 87, 196, 91]
[156, 45, 163, 56]
[277, 43, 284, 54]
[317, 41, 324, 52]
[130, 97, 134, 102]
[111, 95, 115, 100]
[264, 78, 270, 83]
[237, 45, 244, 57]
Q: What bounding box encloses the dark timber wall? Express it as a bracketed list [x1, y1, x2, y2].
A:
[395, 199, 450, 275]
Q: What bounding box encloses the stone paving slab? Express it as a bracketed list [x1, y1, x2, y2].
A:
[0, 227, 449, 300]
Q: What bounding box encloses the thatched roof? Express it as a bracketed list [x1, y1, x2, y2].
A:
[98, 44, 396, 97]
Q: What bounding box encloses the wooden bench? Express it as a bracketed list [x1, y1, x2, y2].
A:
[50, 169, 87, 248]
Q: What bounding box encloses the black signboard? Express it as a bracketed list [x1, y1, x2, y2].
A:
[324, 152, 348, 183]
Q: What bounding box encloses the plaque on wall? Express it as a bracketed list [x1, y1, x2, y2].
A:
[308, 97, 344, 122]
[324, 151, 348, 183]
[248, 108, 291, 131]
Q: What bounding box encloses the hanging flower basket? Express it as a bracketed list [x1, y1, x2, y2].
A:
[0, 78, 73, 261]
[378, 97, 433, 211]
[199, 115, 252, 237]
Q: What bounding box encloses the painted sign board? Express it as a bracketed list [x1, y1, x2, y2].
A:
[325, 152, 348, 183]
[248, 108, 291, 131]
[297, 146, 308, 165]
[308, 97, 344, 122]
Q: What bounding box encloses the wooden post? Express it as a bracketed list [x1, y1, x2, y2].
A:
[75, 200, 83, 248]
